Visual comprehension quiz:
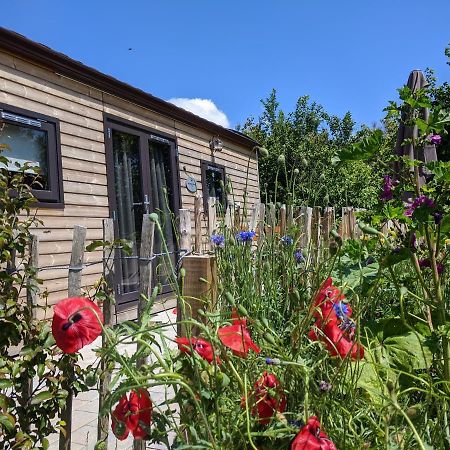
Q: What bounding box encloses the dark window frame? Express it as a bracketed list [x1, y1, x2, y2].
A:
[0, 102, 64, 208]
[200, 160, 227, 215]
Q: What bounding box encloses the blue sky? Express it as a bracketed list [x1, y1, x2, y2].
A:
[1, 1, 449, 130]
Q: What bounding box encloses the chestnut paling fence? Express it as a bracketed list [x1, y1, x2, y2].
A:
[12, 196, 365, 450]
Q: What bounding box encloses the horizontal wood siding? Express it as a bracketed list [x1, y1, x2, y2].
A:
[0, 49, 259, 314]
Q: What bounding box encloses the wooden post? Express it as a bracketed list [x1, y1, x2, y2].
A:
[179, 255, 217, 337]
[258, 203, 266, 246]
[225, 202, 233, 229]
[266, 203, 276, 237]
[280, 204, 287, 236]
[59, 225, 86, 450]
[207, 196, 217, 243]
[298, 206, 312, 249]
[249, 203, 259, 231]
[134, 216, 155, 450]
[26, 234, 39, 319]
[310, 207, 321, 265]
[321, 207, 335, 247]
[194, 194, 202, 254]
[179, 209, 192, 252]
[286, 205, 294, 231]
[340, 207, 356, 239]
[22, 234, 38, 409]
[97, 219, 115, 448]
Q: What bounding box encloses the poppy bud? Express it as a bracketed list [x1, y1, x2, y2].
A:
[94, 442, 107, 450]
[293, 168, 300, 175]
[330, 229, 342, 246]
[179, 268, 186, 278]
[149, 213, 159, 222]
[257, 147, 269, 158]
[302, 158, 308, 167]
[237, 304, 249, 317]
[225, 291, 235, 306]
[264, 333, 276, 345]
[277, 154, 285, 165]
[358, 223, 380, 236]
[323, 194, 329, 205]
[85, 370, 97, 387]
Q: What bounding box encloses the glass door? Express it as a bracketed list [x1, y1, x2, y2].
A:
[106, 120, 179, 308]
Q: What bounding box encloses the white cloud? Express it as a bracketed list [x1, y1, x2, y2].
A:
[167, 97, 230, 128]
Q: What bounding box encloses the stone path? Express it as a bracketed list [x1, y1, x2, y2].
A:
[48, 304, 177, 450]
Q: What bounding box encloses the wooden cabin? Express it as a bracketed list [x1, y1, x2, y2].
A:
[0, 27, 260, 320]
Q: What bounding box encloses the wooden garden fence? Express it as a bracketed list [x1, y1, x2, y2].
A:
[9, 198, 364, 449]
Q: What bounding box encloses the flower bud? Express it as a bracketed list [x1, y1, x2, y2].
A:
[257, 147, 269, 158]
[293, 168, 300, 175]
[237, 304, 249, 317]
[277, 154, 286, 165]
[149, 213, 159, 223]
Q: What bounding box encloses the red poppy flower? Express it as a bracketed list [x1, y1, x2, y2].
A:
[112, 389, 152, 440]
[291, 416, 338, 450]
[308, 279, 364, 360]
[243, 371, 287, 425]
[176, 337, 221, 364]
[52, 297, 103, 353]
[218, 313, 260, 358]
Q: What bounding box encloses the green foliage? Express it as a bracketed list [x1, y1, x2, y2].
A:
[0, 149, 87, 448]
[238, 90, 395, 209]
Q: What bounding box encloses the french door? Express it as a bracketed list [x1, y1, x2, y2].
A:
[105, 117, 180, 308]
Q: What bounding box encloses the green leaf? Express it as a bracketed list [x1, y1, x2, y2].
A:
[30, 390, 54, 405]
[0, 379, 13, 389]
[0, 412, 15, 433]
[334, 129, 383, 162]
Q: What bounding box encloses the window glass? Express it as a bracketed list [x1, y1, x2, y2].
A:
[202, 162, 226, 215]
[0, 122, 49, 189]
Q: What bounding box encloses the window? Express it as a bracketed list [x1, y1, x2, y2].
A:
[0, 104, 63, 206]
[201, 161, 226, 215]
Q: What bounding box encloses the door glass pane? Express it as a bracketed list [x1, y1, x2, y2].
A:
[112, 130, 143, 295]
[0, 122, 49, 189]
[148, 140, 176, 290]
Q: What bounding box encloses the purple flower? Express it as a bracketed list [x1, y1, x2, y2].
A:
[404, 195, 435, 218]
[294, 249, 304, 263]
[418, 258, 444, 275]
[319, 381, 332, 392]
[380, 175, 394, 201]
[434, 212, 443, 225]
[265, 357, 281, 365]
[211, 234, 225, 247]
[429, 134, 442, 145]
[281, 235, 294, 245]
[236, 230, 256, 243]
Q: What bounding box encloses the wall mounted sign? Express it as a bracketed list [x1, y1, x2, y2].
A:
[185, 176, 198, 193]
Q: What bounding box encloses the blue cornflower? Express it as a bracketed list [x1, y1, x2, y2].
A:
[294, 249, 304, 263]
[265, 357, 281, 365]
[236, 230, 256, 242]
[281, 235, 294, 245]
[333, 302, 350, 320]
[210, 234, 225, 247]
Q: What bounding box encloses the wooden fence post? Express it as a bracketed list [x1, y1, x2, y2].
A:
[258, 203, 266, 246]
[179, 209, 192, 252]
[280, 204, 287, 236]
[340, 207, 356, 239]
[321, 207, 335, 248]
[286, 205, 294, 231]
[59, 225, 86, 450]
[310, 207, 321, 265]
[194, 194, 202, 254]
[298, 206, 312, 249]
[22, 234, 38, 409]
[26, 234, 39, 319]
[225, 202, 233, 229]
[266, 203, 276, 237]
[97, 219, 115, 448]
[207, 197, 217, 245]
[134, 216, 155, 450]
[249, 203, 260, 231]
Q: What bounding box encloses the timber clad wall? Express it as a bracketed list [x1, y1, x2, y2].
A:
[0, 48, 259, 315]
